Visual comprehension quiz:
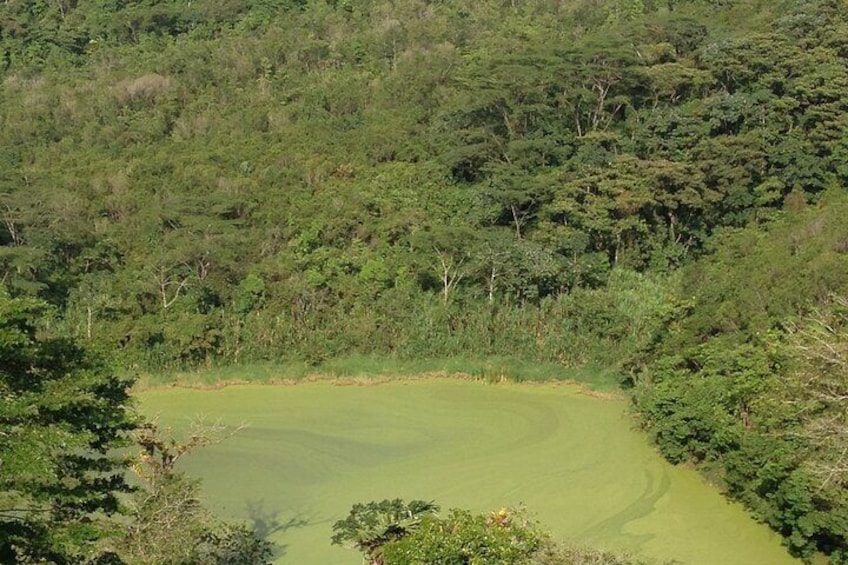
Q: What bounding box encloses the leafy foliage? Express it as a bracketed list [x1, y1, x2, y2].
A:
[0, 292, 135, 563]
[331, 498, 439, 564]
[334, 501, 648, 565]
[381, 507, 546, 565]
[5, 0, 846, 372]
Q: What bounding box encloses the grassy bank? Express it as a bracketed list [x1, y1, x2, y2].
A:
[131, 355, 622, 392]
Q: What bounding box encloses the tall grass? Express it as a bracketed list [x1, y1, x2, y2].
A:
[132, 355, 621, 391]
[104, 269, 677, 378]
[124, 268, 675, 395]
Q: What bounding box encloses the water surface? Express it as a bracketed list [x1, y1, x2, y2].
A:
[139, 380, 797, 564]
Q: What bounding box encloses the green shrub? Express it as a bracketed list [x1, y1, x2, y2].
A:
[381, 507, 545, 565]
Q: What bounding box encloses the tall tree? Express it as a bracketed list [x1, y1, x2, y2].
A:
[0, 291, 136, 563]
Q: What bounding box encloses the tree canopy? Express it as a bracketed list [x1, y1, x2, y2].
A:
[0, 291, 135, 562]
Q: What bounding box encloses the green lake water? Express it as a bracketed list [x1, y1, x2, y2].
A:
[138, 379, 798, 564]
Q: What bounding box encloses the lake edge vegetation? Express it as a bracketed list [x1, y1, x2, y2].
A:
[331, 499, 654, 565]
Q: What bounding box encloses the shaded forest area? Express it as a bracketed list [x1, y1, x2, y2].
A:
[1, 0, 847, 561]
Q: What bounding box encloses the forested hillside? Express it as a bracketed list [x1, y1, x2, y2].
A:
[2, 0, 847, 561]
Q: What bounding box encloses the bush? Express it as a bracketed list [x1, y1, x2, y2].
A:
[381, 507, 545, 565]
[333, 501, 651, 565]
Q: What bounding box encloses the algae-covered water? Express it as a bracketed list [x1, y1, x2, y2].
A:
[138, 379, 798, 564]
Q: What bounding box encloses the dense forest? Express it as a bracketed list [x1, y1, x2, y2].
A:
[1, 0, 847, 562]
